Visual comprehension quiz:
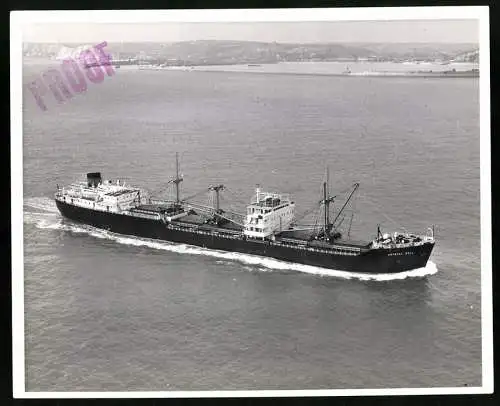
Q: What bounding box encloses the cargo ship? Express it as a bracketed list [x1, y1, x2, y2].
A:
[54, 154, 435, 274]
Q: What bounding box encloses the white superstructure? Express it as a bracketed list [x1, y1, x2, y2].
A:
[243, 187, 295, 239]
[371, 228, 435, 250]
[55, 174, 150, 213]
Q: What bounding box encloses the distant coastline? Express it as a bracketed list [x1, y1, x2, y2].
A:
[23, 40, 479, 66]
[136, 61, 479, 78]
[23, 57, 478, 79]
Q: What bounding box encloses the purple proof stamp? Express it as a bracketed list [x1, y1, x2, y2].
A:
[26, 41, 115, 111]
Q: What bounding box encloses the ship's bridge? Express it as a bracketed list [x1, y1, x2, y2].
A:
[244, 187, 295, 239]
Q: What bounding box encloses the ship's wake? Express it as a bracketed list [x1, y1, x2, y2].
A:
[24, 197, 60, 214]
[23, 197, 439, 281]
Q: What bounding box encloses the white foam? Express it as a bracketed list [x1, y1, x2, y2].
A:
[24, 196, 60, 214]
[23, 199, 438, 281]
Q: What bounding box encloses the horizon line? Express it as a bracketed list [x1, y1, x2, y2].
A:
[23, 39, 480, 45]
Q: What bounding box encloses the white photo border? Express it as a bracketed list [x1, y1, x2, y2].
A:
[10, 6, 492, 398]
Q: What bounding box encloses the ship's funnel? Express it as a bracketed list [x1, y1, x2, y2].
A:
[87, 172, 102, 187]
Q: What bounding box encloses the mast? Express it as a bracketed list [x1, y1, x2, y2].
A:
[323, 181, 329, 240]
[326, 166, 329, 228]
[322, 166, 334, 241]
[172, 152, 183, 205]
[209, 184, 224, 212]
[331, 182, 359, 227]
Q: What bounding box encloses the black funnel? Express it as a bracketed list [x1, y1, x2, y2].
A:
[87, 172, 102, 187]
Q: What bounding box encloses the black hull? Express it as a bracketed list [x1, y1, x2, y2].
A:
[55, 200, 434, 274]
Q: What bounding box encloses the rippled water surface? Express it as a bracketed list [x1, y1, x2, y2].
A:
[22, 62, 481, 391]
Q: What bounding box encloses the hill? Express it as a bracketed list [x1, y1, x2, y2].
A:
[23, 40, 479, 65]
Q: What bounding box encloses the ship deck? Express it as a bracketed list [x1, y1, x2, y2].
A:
[174, 213, 243, 232]
[135, 204, 181, 214]
[171, 212, 371, 249]
[136, 204, 170, 212]
[281, 230, 371, 248]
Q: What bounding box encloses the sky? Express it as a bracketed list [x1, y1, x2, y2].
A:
[21, 20, 479, 44]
